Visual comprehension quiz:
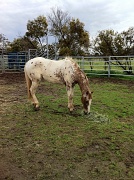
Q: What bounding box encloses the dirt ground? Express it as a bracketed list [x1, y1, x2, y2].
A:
[0, 73, 134, 180]
[0, 73, 26, 179]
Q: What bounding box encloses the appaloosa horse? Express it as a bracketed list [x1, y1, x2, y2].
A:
[24, 57, 93, 114]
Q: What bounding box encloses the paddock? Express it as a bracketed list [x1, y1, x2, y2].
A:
[0, 73, 134, 180]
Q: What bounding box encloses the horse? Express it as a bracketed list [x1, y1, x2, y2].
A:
[24, 57, 93, 114]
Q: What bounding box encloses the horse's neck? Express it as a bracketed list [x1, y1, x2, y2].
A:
[77, 72, 89, 94]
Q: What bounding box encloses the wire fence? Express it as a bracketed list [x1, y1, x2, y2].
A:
[0, 54, 134, 77]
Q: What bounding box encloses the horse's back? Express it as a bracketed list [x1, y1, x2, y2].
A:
[25, 57, 49, 69]
[24, 57, 78, 83]
[25, 57, 65, 83]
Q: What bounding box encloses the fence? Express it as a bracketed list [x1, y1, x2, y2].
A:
[73, 56, 134, 77]
[0, 52, 28, 73]
[0, 54, 134, 77]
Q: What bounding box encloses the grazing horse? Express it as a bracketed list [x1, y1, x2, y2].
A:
[24, 57, 93, 114]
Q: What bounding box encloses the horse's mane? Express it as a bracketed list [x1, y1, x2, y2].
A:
[64, 56, 88, 85]
[64, 57, 80, 68]
[64, 56, 73, 61]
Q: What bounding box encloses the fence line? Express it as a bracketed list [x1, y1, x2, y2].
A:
[72, 56, 134, 77]
[0, 54, 134, 77]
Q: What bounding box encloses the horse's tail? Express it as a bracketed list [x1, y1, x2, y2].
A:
[24, 67, 32, 100]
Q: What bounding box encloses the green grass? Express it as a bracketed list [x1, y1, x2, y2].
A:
[1, 79, 134, 180]
[91, 82, 134, 119]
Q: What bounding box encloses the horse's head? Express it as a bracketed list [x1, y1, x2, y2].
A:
[81, 90, 93, 114]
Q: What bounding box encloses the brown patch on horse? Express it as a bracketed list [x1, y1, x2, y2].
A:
[73, 62, 90, 94]
[81, 91, 92, 109]
[55, 70, 66, 84]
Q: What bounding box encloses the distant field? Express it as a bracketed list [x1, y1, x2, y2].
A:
[0, 73, 134, 180]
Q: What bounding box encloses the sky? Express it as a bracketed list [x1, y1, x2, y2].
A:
[0, 0, 134, 42]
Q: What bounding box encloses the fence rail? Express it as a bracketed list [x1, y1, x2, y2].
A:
[0, 54, 134, 77]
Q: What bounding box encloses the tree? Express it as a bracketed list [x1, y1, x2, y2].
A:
[48, 8, 90, 56]
[92, 27, 134, 56]
[59, 19, 90, 56]
[8, 36, 38, 52]
[92, 29, 116, 56]
[0, 34, 9, 55]
[116, 27, 134, 55]
[26, 15, 48, 48]
[91, 27, 134, 74]
[48, 7, 70, 39]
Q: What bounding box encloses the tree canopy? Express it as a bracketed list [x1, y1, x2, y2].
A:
[92, 27, 134, 56]
[25, 15, 48, 48]
[58, 18, 89, 56]
[48, 8, 90, 56]
[8, 36, 38, 52]
[48, 8, 70, 39]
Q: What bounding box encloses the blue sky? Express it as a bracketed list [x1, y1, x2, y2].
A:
[0, 0, 134, 41]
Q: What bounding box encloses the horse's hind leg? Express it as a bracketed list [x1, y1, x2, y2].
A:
[30, 81, 40, 110]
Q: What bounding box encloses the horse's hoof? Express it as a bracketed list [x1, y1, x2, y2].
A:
[68, 106, 74, 114]
[84, 111, 90, 115]
[69, 109, 74, 114]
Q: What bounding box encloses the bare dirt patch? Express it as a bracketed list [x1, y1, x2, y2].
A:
[0, 73, 26, 114]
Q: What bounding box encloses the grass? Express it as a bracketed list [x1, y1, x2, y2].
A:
[1, 78, 134, 180]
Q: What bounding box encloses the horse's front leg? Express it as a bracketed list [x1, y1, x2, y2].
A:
[66, 85, 74, 113]
[30, 81, 40, 110]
